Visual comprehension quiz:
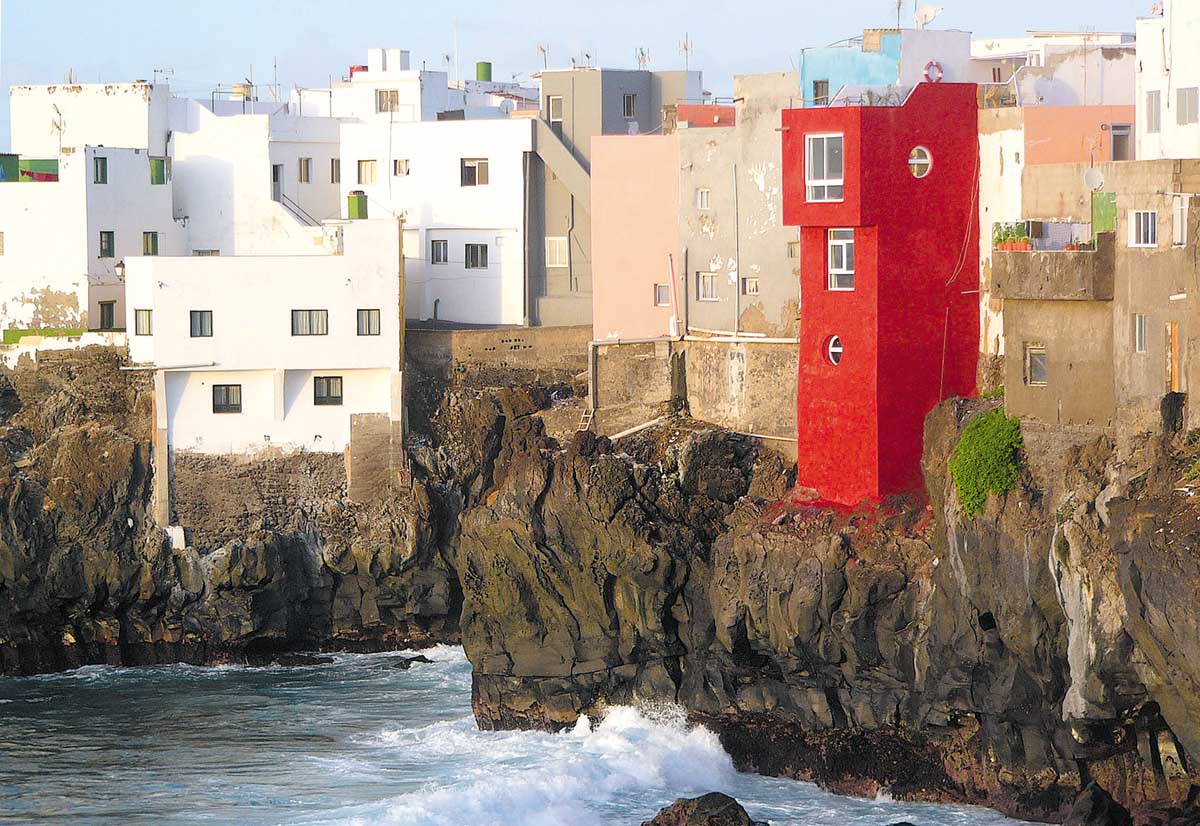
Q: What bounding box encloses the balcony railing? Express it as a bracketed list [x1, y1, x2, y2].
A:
[991, 232, 1115, 301]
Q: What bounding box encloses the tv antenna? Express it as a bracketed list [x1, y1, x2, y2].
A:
[537, 43, 550, 71]
[582, 51, 593, 67]
[679, 33, 694, 72]
[636, 47, 651, 70]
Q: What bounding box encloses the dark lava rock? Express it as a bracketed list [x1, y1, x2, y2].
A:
[392, 655, 435, 670]
[641, 793, 767, 826]
[1064, 783, 1133, 826]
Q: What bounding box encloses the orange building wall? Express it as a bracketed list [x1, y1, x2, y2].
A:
[1023, 105, 1137, 165]
[676, 104, 736, 128]
[590, 135, 681, 342]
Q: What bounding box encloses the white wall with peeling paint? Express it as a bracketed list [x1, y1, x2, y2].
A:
[10, 82, 170, 157]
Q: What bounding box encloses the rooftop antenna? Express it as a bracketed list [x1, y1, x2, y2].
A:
[679, 33, 694, 72]
[915, 4, 944, 29]
[537, 43, 550, 71]
[896, 0, 904, 28]
[636, 47, 651, 70]
[583, 51, 593, 68]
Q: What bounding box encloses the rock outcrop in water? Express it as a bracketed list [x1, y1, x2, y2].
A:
[642, 793, 767, 826]
[1, 348, 1199, 825]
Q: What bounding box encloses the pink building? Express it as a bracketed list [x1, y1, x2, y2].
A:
[591, 135, 682, 342]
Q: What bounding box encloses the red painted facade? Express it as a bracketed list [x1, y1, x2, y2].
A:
[781, 83, 980, 506]
[675, 104, 737, 128]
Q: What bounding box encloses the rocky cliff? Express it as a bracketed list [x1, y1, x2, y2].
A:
[1, 349, 1198, 825]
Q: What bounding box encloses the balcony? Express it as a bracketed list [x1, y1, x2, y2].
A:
[991, 231, 1115, 302]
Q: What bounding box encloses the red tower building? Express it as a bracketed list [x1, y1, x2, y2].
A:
[782, 83, 980, 506]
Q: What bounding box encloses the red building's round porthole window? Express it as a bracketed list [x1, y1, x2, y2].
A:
[908, 146, 932, 178]
[826, 335, 844, 365]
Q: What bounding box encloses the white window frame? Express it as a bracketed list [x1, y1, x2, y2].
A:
[622, 93, 637, 120]
[393, 159, 410, 177]
[1024, 344, 1048, 386]
[787, 240, 801, 259]
[376, 89, 400, 113]
[431, 239, 449, 265]
[741, 277, 760, 296]
[697, 188, 711, 210]
[548, 95, 564, 129]
[93, 156, 108, 185]
[1178, 87, 1199, 126]
[827, 229, 855, 290]
[465, 243, 488, 270]
[298, 157, 312, 184]
[1130, 211, 1158, 248]
[805, 133, 844, 203]
[1146, 91, 1162, 134]
[697, 271, 719, 302]
[654, 284, 670, 307]
[461, 158, 489, 187]
[1134, 314, 1148, 354]
[331, 158, 341, 184]
[1173, 196, 1189, 247]
[357, 159, 377, 185]
[545, 236, 569, 268]
[908, 146, 932, 179]
[827, 335, 844, 366]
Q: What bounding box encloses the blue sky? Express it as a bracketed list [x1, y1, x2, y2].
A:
[0, 0, 1145, 145]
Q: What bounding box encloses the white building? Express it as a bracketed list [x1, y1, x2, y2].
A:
[0, 145, 186, 331]
[170, 99, 342, 255]
[1137, 1, 1200, 160]
[339, 117, 534, 326]
[10, 80, 170, 156]
[972, 32, 1136, 106]
[125, 219, 401, 455]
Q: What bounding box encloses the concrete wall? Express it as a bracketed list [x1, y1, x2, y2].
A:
[593, 339, 680, 434]
[1023, 105, 1137, 164]
[339, 118, 533, 326]
[1003, 298, 1115, 426]
[591, 135, 680, 341]
[684, 340, 798, 455]
[1015, 45, 1135, 107]
[1137, 3, 1200, 160]
[978, 107, 1025, 357]
[681, 73, 800, 338]
[405, 324, 591, 385]
[10, 82, 170, 156]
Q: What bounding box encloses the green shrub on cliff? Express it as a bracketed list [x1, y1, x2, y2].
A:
[949, 408, 1023, 519]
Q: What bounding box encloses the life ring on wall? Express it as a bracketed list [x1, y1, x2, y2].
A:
[924, 60, 945, 83]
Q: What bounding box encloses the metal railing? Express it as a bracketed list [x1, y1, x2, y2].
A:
[279, 193, 320, 227]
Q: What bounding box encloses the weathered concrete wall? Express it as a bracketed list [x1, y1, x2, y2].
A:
[1003, 298, 1115, 427]
[684, 341, 798, 459]
[992, 233, 1115, 301]
[405, 325, 591, 386]
[680, 73, 800, 339]
[593, 338, 798, 459]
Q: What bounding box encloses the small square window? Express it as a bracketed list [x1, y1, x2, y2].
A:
[431, 239, 449, 264]
[1134, 314, 1148, 353]
[812, 79, 830, 106]
[1130, 211, 1158, 248]
[623, 93, 637, 119]
[99, 231, 115, 259]
[741, 277, 760, 296]
[134, 309, 152, 336]
[357, 159, 378, 185]
[654, 284, 670, 306]
[142, 232, 159, 256]
[461, 158, 489, 187]
[697, 189, 711, 210]
[1146, 91, 1162, 134]
[393, 159, 410, 176]
[299, 157, 312, 183]
[827, 229, 855, 290]
[150, 157, 169, 185]
[314, 376, 343, 406]
[806, 134, 844, 202]
[697, 272, 719, 301]
[787, 241, 801, 259]
[465, 243, 488, 269]
[1173, 196, 1189, 246]
[94, 157, 108, 184]
[546, 237, 568, 268]
[331, 158, 341, 184]
[1177, 87, 1199, 126]
[213, 384, 242, 414]
[291, 309, 329, 336]
[1024, 344, 1048, 386]
[357, 309, 381, 336]
[190, 310, 213, 338]
[376, 89, 400, 113]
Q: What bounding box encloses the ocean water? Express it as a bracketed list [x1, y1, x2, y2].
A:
[0, 646, 1034, 825]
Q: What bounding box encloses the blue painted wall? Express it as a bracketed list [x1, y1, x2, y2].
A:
[799, 33, 901, 106]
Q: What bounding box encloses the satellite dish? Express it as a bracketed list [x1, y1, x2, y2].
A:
[915, 4, 944, 28]
[1084, 167, 1106, 191]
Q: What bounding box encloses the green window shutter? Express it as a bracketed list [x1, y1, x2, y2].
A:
[150, 158, 167, 185]
[1092, 192, 1117, 239]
